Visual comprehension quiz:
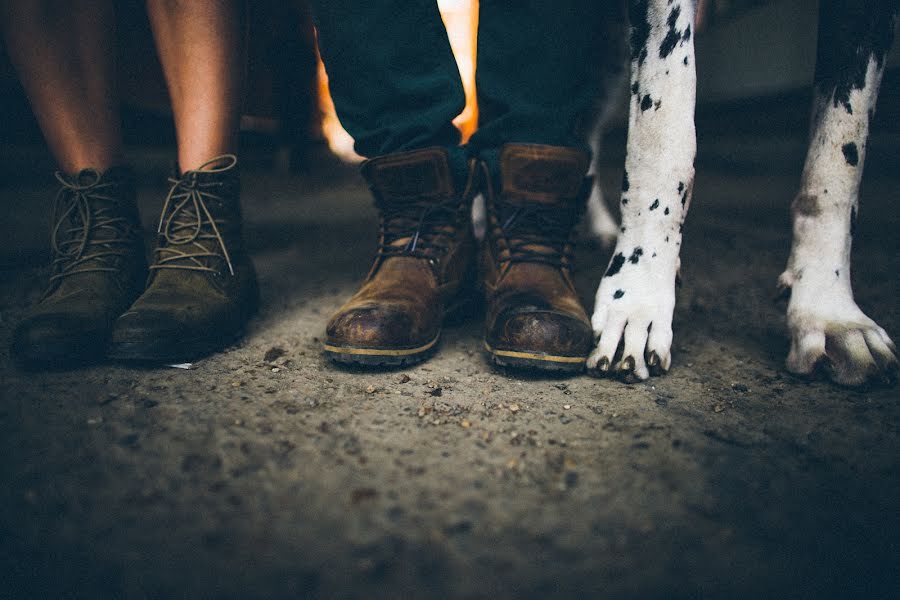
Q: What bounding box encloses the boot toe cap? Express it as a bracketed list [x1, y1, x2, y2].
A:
[489, 308, 592, 358]
[326, 305, 434, 350]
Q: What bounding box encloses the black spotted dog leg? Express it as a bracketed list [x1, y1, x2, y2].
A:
[588, 0, 697, 381]
[778, 0, 898, 386]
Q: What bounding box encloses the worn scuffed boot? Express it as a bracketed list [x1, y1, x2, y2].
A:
[12, 167, 146, 365]
[481, 144, 593, 372]
[324, 147, 477, 367]
[108, 155, 258, 362]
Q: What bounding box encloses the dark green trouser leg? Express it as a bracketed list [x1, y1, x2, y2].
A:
[311, 1, 465, 159]
[311, 0, 610, 177]
[469, 0, 612, 167]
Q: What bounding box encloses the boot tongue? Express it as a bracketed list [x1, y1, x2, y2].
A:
[74, 169, 103, 188]
[155, 158, 241, 274]
[362, 148, 461, 254]
[362, 147, 457, 204]
[58, 167, 136, 243]
[495, 144, 589, 262]
[499, 144, 589, 206]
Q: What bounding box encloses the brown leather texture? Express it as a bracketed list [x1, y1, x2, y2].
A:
[482, 143, 592, 359]
[361, 146, 455, 203]
[500, 143, 589, 205]
[327, 147, 476, 353]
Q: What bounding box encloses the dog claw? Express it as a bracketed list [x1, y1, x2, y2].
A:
[597, 357, 610, 372]
[647, 351, 659, 367]
[618, 356, 635, 373]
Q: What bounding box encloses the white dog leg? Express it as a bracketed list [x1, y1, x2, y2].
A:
[778, 2, 897, 386]
[588, 0, 696, 381]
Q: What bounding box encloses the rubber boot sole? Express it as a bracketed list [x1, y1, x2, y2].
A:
[483, 340, 587, 373]
[106, 327, 245, 364]
[323, 334, 440, 368]
[323, 295, 478, 368]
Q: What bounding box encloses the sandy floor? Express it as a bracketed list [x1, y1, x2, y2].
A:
[0, 146, 897, 598]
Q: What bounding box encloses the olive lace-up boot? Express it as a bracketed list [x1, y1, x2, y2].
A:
[481, 144, 593, 372]
[324, 147, 477, 367]
[108, 155, 258, 362]
[12, 167, 146, 365]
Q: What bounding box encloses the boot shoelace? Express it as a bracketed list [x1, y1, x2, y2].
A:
[376, 196, 459, 260]
[47, 170, 135, 295]
[498, 202, 579, 269]
[152, 155, 236, 276]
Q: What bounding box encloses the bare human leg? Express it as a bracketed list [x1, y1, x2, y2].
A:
[0, 0, 122, 173]
[144, 0, 244, 171]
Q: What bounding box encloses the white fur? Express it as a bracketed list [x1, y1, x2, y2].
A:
[588, 0, 696, 381]
[588, 3, 897, 386]
[778, 57, 898, 386]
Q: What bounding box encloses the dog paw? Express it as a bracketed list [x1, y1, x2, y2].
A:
[783, 277, 898, 386]
[587, 264, 676, 382]
[786, 315, 898, 387]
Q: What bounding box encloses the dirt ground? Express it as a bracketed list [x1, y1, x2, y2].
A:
[0, 144, 898, 599]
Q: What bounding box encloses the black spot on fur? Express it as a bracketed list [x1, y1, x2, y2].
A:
[652, 252, 657, 257]
[628, 247, 644, 264]
[620, 226, 626, 233]
[850, 206, 857, 236]
[835, 269, 840, 277]
[842, 142, 859, 166]
[622, 170, 630, 191]
[654, 100, 662, 110]
[613, 289, 625, 299]
[664, 207, 670, 215]
[677, 182, 684, 193]
[641, 94, 653, 111]
[631, 81, 639, 95]
[629, 0, 651, 66]
[649, 199, 659, 210]
[682, 25, 691, 43]
[683, 56, 689, 65]
[659, 5, 683, 58]
[622, 197, 629, 205]
[814, 0, 896, 114]
[605, 253, 626, 277]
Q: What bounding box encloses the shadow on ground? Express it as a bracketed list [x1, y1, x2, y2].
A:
[0, 145, 897, 599]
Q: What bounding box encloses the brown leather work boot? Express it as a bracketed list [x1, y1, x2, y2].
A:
[12, 167, 146, 365]
[481, 144, 593, 372]
[108, 155, 258, 362]
[324, 147, 477, 367]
